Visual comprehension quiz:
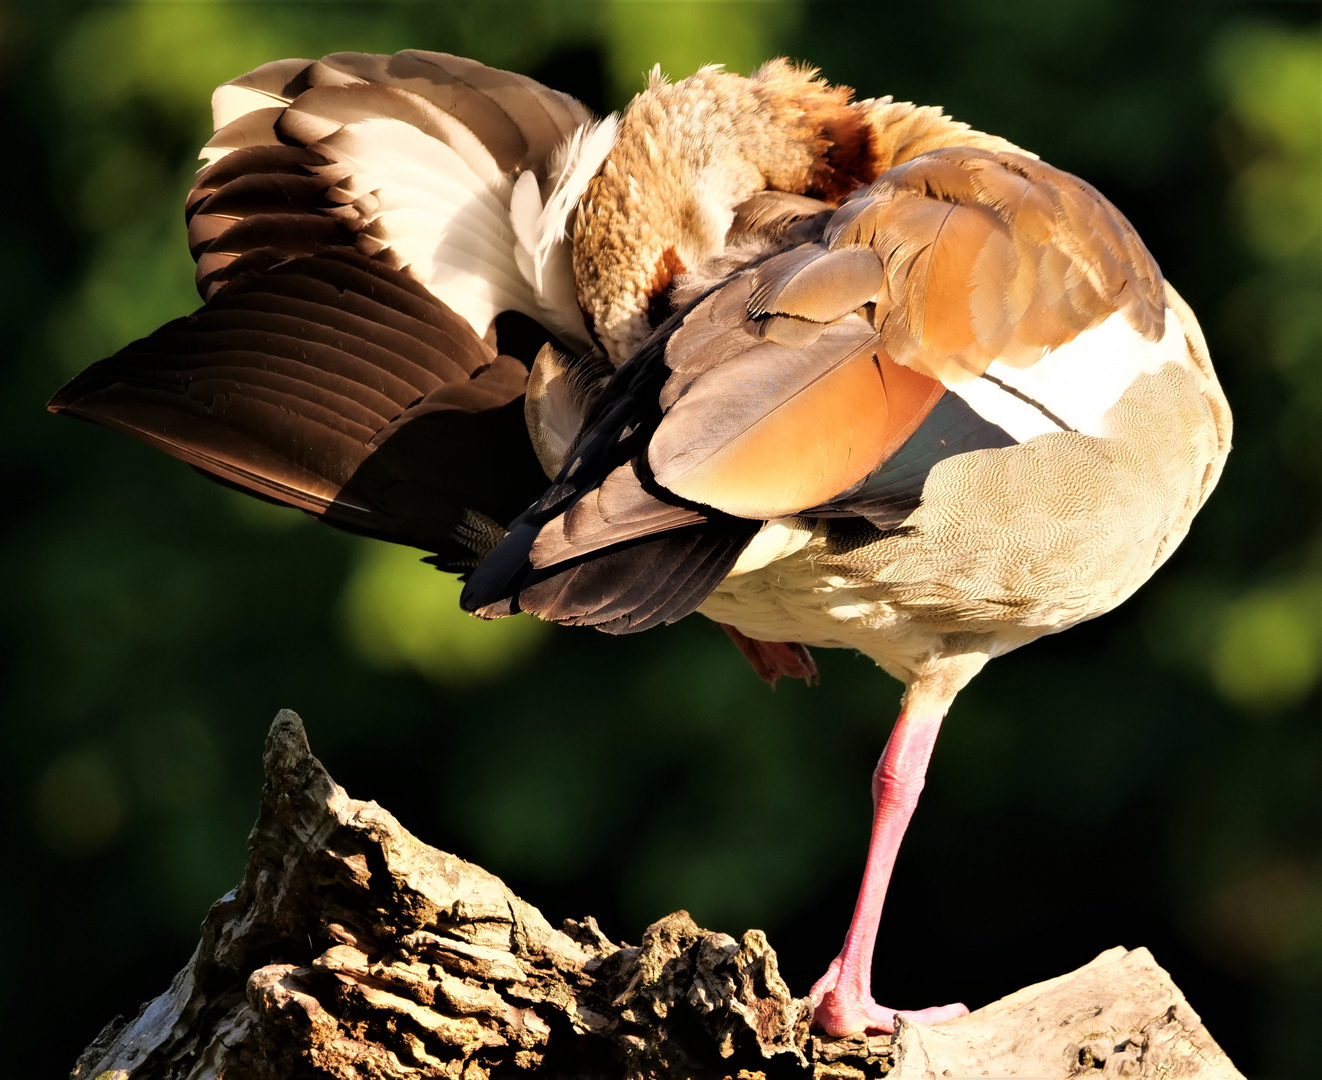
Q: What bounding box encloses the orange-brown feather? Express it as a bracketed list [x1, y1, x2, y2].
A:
[750, 246, 885, 324]
[821, 148, 1164, 385]
[873, 356, 947, 463]
[660, 345, 891, 518]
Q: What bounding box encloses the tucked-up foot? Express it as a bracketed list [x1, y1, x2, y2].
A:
[720, 624, 819, 686]
[810, 961, 968, 1036]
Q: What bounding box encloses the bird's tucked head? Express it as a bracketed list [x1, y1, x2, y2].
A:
[570, 61, 876, 363]
[570, 60, 1022, 365]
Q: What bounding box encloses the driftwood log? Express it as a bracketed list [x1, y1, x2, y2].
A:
[74, 711, 1244, 1080]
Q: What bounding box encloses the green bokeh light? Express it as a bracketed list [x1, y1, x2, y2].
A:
[340, 541, 548, 684]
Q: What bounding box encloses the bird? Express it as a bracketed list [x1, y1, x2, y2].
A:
[49, 50, 1232, 1037]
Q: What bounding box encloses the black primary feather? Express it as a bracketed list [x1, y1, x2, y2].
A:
[459, 302, 760, 631]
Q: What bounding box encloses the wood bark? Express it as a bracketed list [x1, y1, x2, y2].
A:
[73, 710, 1245, 1080]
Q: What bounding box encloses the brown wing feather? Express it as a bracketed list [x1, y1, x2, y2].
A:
[318, 50, 589, 178]
[49, 252, 547, 571]
[202, 107, 287, 159]
[209, 58, 312, 128]
[530, 464, 706, 567]
[510, 523, 755, 633]
[821, 147, 1165, 383]
[729, 191, 833, 243]
[188, 142, 347, 298]
[748, 245, 884, 323]
[188, 50, 592, 301]
[647, 275, 945, 519]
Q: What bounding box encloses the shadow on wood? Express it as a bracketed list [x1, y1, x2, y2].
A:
[72, 710, 1244, 1080]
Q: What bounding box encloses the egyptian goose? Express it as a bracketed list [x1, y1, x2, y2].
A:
[49, 51, 1232, 1036]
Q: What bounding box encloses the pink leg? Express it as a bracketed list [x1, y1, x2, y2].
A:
[720, 623, 819, 687]
[810, 707, 969, 1035]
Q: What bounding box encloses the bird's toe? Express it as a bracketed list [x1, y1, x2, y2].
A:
[812, 989, 968, 1036]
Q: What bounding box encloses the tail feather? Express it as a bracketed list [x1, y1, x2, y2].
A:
[468, 521, 756, 634]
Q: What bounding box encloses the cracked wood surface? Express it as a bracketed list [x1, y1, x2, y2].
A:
[72, 710, 1245, 1080]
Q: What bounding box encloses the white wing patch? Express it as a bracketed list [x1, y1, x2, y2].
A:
[727, 517, 814, 576]
[210, 83, 295, 131]
[201, 76, 619, 354]
[947, 307, 1191, 441]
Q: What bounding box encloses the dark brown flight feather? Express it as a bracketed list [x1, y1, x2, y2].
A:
[49, 251, 548, 573]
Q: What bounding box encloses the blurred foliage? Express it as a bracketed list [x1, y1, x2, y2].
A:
[341, 541, 548, 684]
[1, 2, 1318, 1077]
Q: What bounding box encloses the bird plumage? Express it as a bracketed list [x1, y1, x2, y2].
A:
[49, 50, 1231, 1036]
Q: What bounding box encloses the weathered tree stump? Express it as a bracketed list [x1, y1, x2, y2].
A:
[73, 711, 1244, 1080]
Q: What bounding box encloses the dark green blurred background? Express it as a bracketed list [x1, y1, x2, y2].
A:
[2, 1, 1318, 1076]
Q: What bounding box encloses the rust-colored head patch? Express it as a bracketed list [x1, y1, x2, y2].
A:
[645, 246, 687, 329]
[808, 105, 882, 205]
